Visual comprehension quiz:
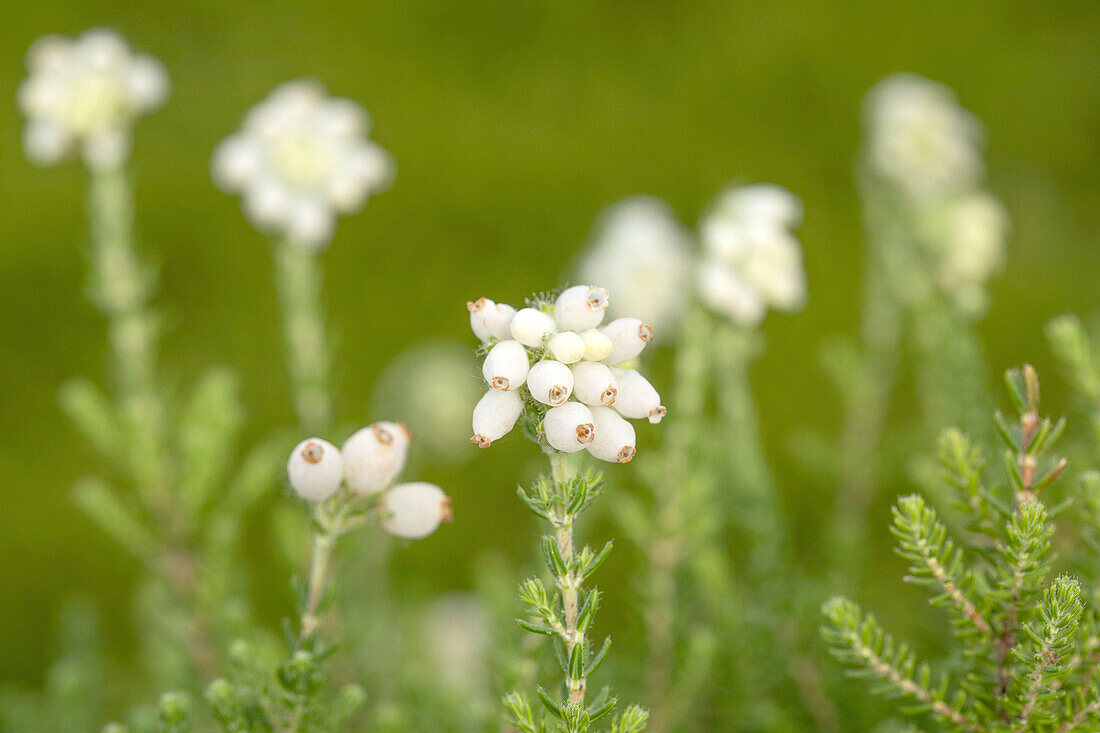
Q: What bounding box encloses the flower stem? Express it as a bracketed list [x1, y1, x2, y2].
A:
[548, 452, 585, 705]
[274, 238, 332, 435]
[300, 529, 336, 639]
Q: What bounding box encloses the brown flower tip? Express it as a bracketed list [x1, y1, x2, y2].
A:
[301, 441, 325, 464]
[616, 446, 636, 463]
[492, 376, 510, 391]
[576, 423, 595, 445]
[440, 496, 454, 523]
[397, 422, 413, 441]
[467, 297, 488, 313]
[470, 434, 492, 449]
[373, 425, 394, 445]
[601, 386, 617, 406]
[586, 287, 609, 311]
[548, 385, 568, 405]
[638, 323, 654, 343]
[648, 406, 667, 424]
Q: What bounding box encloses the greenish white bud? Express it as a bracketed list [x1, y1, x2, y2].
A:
[547, 331, 585, 364]
[586, 406, 636, 464]
[543, 402, 596, 453]
[509, 307, 556, 348]
[610, 367, 666, 423]
[554, 285, 609, 331]
[287, 438, 344, 502]
[527, 360, 574, 406]
[471, 388, 523, 448]
[467, 297, 516, 342]
[342, 422, 411, 496]
[482, 340, 529, 391]
[600, 318, 654, 365]
[579, 328, 613, 361]
[380, 482, 452, 540]
[571, 361, 618, 407]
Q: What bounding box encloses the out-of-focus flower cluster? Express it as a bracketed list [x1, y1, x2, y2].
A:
[18, 28, 169, 170]
[468, 286, 665, 462]
[865, 74, 1008, 314]
[579, 186, 806, 334]
[287, 423, 451, 539]
[213, 80, 394, 249]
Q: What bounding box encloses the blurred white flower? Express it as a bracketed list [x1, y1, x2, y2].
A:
[697, 184, 806, 327]
[865, 74, 984, 198]
[212, 80, 393, 249]
[922, 192, 1009, 314]
[17, 28, 169, 170]
[576, 197, 694, 338]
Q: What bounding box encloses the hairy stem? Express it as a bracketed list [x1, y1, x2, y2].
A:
[300, 530, 337, 639]
[274, 239, 332, 435]
[549, 452, 585, 705]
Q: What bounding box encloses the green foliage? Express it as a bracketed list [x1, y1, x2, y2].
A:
[823, 367, 1100, 731]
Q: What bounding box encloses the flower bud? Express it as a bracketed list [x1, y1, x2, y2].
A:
[471, 388, 523, 448]
[380, 482, 452, 540]
[600, 318, 654, 365]
[579, 328, 613, 361]
[543, 402, 596, 453]
[342, 422, 411, 496]
[526, 360, 574, 406]
[547, 331, 585, 364]
[586, 407, 637, 464]
[287, 438, 344, 501]
[482, 340, 529, 391]
[571, 362, 618, 407]
[509, 308, 556, 348]
[467, 297, 516, 342]
[610, 367, 665, 423]
[554, 285, 609, 331]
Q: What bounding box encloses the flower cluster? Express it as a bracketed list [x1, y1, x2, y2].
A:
[865, 74, 1007, 314]
[18, 28, 169, 170]
[286, 422, 452, 539]
[212, 80, 394, 249]
[578, 185, 807, 334]
[469, 286, 665, 462]
[698, 184, 807, 327]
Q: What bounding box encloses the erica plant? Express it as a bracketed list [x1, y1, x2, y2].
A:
[468, 286, 661, 733]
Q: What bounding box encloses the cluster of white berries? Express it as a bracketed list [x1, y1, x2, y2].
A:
[212, 80, 394, 249]
[18, 28, 169, 170]
[469, 286, 665, 463]
[698, 184, 806, 327]
[866, 74, 1007, 314]
[286, 423, 452, 540]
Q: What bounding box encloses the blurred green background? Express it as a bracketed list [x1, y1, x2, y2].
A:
[1, 0, 1098, 697]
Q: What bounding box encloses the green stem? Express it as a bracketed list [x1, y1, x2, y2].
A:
[548, 452, 584, 705]
[274, 238, 333, 436]
[300, 529, 336, 639]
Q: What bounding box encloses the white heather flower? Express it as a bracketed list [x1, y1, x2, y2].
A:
[468, 297, 516, 342]
[543, 402, 596, 453]
[865, 74, 984, 198]
[546, 331, 585, 364]
[379, 482, 452, 540]
[287, 438, 344, 502]
[571, 362, 618, 407]
[482, 340, 529, 391]
[471, 389, 523, 448]
[509, 308, 556, 348]
[579, 329, 613, 362]
[342, 422, 410, 496]
[18, 28, 169, 169]
[576, 197, 694, 337]
[698, 184, 806, 327]
[924, 192, 1008, 314]
[526, 360, 574, 406]
[586, 407, 637, 464]
[212, 79, 393, 249]
[600, 318, 654, 366]
[610, 367, 665, 424]
[554, 285, 609, 331]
